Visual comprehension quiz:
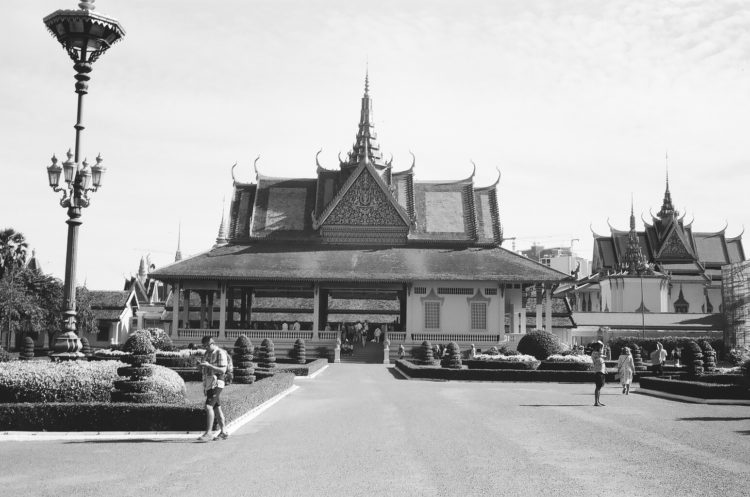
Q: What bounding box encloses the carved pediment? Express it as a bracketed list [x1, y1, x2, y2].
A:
[657, 227, 693, 260]
[323, 168, 408, 227]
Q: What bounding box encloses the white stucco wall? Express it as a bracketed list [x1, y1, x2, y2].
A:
[407, 281, 513, 334]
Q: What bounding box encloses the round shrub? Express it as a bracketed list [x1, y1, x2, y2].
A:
[517, 331, 563, 360]
[234, 335, 252, 354]
[144, 328, 175, 351]
[124, 331, 155, 355]
[292, 338, 306, 364]
[419, 341, 434, 365]
[441, 342, 462, 369]
[19, 337, 35, 361]
[699, 340, 717, 373]
[80, 336, 92, 356]
[487, 346, 500, 355]
[683, 341, 704, 376]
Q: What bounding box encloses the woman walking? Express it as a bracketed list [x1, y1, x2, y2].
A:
[616, 346, 635, 395]
[592, 341, 607, 406]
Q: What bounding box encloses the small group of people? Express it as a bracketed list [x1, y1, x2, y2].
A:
[591, 340, 638, 406]
[338, 320, 385, 347]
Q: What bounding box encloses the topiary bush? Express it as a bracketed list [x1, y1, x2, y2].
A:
[233, 335, 255, 384]
[19, 337, 35, 361]
[122, 330, 156, 366]
[419, 341, 434, 365]
[628, 343, 647, 371]
[255, 338, 277, 379]
[517, 331, 563, 360]
[699, 340, 717, 373]
[683, 341, 704, 377]
[292, 338, 306, 365]
[441, 342, 462, 369]
[80, 336, 92, 356]
[113, 331, 158, 403]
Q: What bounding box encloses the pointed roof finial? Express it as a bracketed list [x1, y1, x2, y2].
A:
[215, 198, 228, 246]
[364, 66, 370, 97]
[138, 255, 147, 280]
[658, 151, 677, 220]
[630, 193, 635, 231]
[175, 222, 182, 262]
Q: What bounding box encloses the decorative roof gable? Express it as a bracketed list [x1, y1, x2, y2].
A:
[655, 224, 695, 261]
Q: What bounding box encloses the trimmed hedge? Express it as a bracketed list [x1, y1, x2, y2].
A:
[395, 360, 617, 382]
[0, 373, 295, 431]
[20, 337, 35, 361]
[441, 342, 462, 369]
[538, 360, 592, 371]
[640, 376, 749, 400]
[464, 359, 540, 370]
[275, 358, 328, 376]
[608, 336, 724, 360]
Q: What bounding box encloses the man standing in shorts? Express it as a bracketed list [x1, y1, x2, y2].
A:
[198, 336, 229, 442]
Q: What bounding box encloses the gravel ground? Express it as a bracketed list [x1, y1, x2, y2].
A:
[1, 364, 748, 497]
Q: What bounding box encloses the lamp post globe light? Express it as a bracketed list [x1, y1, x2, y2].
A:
[43, 0, 125, 359]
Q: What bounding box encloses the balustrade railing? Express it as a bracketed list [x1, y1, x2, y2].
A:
[177, 329, 219, 339]
[410, 333, 502, 343]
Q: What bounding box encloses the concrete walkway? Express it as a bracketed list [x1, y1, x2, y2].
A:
[1, 364, 749, 497]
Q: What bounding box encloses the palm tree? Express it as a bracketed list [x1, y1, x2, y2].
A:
[0, 228, 29, 279]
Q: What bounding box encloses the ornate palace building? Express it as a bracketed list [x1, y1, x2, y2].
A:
[559, 179, 745, 343]
[151, 77, 568, 359]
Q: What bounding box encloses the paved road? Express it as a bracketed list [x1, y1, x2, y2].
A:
[1, 365, 749, 497]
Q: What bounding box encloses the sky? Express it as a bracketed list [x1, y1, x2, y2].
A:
[2, 0, 750, 289]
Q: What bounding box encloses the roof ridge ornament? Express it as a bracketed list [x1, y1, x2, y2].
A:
[231, 162, 238, 184]
[253, 155, 261, 180]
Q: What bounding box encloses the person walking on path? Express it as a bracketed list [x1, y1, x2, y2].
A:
[592, 341, 607, 407]
[198, 336, 229, 442]
[616, 346, 635, 395]
[650, 342, 667, 376]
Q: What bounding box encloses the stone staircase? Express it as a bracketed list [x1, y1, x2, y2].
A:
[339, 342, 384, 363]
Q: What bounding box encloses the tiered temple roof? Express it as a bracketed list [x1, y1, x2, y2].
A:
[153, 76, 565, 285]
[592, 178, 744, 281]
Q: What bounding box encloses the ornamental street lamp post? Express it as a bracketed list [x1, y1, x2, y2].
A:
[43, 1, 125, 359]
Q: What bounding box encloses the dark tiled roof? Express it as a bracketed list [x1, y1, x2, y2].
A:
[92, 309, 125, 321]
[89, 290, 132, 308]
[151, 243, 570, 283]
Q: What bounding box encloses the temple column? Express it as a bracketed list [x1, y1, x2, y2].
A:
[227, 286, 234, 329]
[182, 289, 190, 330]
[207, 292, 215, 329]
[171, 281, 180, 336]
[240, 289, 247, 328]
[312, 284, 320, 340]
[219, 282, 227, 340]
[544, 286, 553, 332]
[320, 288, 329, 332]
[199, 292, 207, 329]
[535, 285, 543, 331]
[498, 284, 506, 341]
[399, 286, 408, 339]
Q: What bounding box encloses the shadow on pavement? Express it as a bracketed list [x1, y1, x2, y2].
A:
[736, 430, 750, 435]
[386, 367, 407, 380]
[64, 438, 196, 444]
[520, 404, 590, 407]
[678, 417, 750, 422]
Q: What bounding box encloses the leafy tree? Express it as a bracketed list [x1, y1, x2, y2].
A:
[0, 269, 42, 349]
[75, 286, 97, 338]
[0, 228, 28, 280]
